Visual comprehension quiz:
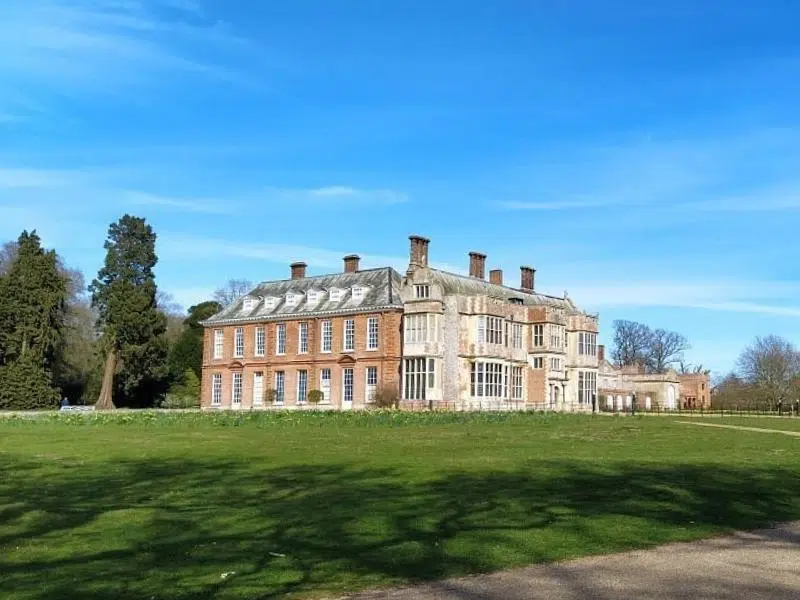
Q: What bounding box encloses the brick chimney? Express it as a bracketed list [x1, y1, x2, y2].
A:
[489, 269, 503, 285]
[343, 254, 360, 273]
[469, 252, 486, 279]
[290, 262, 307, 280]
[520, 266, 536, 292]
[598, 344, 605, 362]
[408, 235, 430, 269]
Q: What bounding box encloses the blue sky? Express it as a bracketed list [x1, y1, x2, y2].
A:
[1, 0, 799, 376]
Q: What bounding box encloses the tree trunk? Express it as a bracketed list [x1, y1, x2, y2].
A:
[95, 349, 117, 410]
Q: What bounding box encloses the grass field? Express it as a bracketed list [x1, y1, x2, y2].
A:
[2, 412, 799, 600]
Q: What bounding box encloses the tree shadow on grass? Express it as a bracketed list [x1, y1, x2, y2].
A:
[1, 459, 799, 599]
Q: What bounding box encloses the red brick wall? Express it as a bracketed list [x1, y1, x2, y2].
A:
[201, 310, 402, 409]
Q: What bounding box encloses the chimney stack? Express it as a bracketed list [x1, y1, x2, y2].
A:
[598, 344, 605, 362]
[520, 266, 536, 292]
[469, 252, 486, 279]
[489, 269, 503, 285]
[408, 235, 430, 269]
[290, 262, 307, 280]
[343, 254, 360, 273]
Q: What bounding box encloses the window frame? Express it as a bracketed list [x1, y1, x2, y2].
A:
[367, 317, 379, 350]
[276, 323, 286, 355]
[255, 326, 265, 357]
[298, 322, 309, 354]
[234, 327, 245, 358]
[211, 373, 222, 406]
[343, 319, 355, 352]
[414, 284, 430, 299]
[342, 368, 354, 403]
[231, 372, 243, 406]
[213, 330, 224, 359]
[297, 370, 308, 404]
[321, 320, 332, 353]
[274, 371, 285, 404]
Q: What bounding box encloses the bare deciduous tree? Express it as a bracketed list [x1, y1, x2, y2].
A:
[648, 328, 690, 373]
[213, 279, 253, 307]
[611, 320, 652, 367]
[736, 335, 800, 407]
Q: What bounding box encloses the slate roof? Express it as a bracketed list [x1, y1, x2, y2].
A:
[426, 268, 578, 311]
[203, 267, 403, 325]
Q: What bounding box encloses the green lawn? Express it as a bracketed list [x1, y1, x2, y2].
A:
[711, 415, 800, 432]
[1, 412, 799, 600]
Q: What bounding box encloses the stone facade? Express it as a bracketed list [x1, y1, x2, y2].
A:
[201, 235, 600, 412]
[598, 349, 710, 411]
[399, 237, 599, 411]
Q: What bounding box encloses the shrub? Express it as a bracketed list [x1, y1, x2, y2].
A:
[371, 385, 400, 409]
[161, 369, 200, 409]
[264, 389, 277, 404]
[307, 389, 324, 404]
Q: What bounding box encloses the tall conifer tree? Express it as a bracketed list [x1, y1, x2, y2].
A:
[90, 216, 168, 409]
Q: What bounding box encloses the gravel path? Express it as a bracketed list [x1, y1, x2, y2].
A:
[347, 522, 800, 599]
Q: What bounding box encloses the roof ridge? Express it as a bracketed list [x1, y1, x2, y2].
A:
[255, 266, 401, 286]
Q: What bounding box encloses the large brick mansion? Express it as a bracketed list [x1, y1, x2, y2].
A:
[201, 235, 600, 411]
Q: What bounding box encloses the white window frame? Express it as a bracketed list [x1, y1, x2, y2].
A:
[533, 324, 544, 347]
[274, 371, 285, 404]
[366, 367, 378, 402]
[352, 286, 366, 302]
[486, 317, 503, 345]
[297, 370, 308, 404]
[232, 372, 242, 406]
[415, 284, 430, 299]
[477, 316, 486, 343]
[321, 320, 332, 353]
[213, 330, 224, 359]
[211, 373, 222, 406]
[276, 324, 286, 355]
[242, 297, 256, 312]
[234, 327, 244, 358]
[470, 361, 506, 398]
[367, 317, 379, 350]
[255, 327, 265, 357]
[298, 322, 309, 354]
[532, 357, 544, 369]
[343, 319, 355, 352]
[253, 372, 264, 406]
[342, 368, 354, 403]
[405, 314, 429, 344]
[511, 366, 523, 400]
[404, 357, 428, 401]
[329, 288, 344, 302]
[511, 322, 523, 349]
[550, 357, 562, 372]
[320, 368, 331, 402]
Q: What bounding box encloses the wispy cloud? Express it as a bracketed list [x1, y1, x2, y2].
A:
[496, 127, 800, 214]
[124, 191, 236, 215]
[560, 279, 800, 318]
[158, 233, 463, 275]
[0, 168, 83, 188]
[281, 186, 409, 205]
[0, 0, 266, 117]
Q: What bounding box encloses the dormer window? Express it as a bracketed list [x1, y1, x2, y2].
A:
[242, 296, 257, 312]
[307, 290, 322, 305]
[264, 296, 279, 311]
[415, 284, 430, 299]
[285, 292, 303, 307]
[329, 288, 344, 302]
[352, 285, 368, 302]
[509, 297, 523, 305]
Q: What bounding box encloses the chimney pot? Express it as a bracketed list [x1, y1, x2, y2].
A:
[489, 269, 503, 285]
[290, 262, 307, 280]
[408, 235, 430, 270]
[343, 254, 360, 273]
[469, 251, 487, 279]
[520, 266, 536, 292]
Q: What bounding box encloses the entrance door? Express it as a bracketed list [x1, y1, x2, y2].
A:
[342, 368, 354, 410]
[252, 372, 264, 408]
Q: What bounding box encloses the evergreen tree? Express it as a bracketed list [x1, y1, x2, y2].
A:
[167, 300, 222, 382]
[0, 231, 67, 409]
[90, 216, 168, 409]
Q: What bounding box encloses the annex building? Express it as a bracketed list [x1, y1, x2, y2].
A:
[200, 236, 600, 412]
